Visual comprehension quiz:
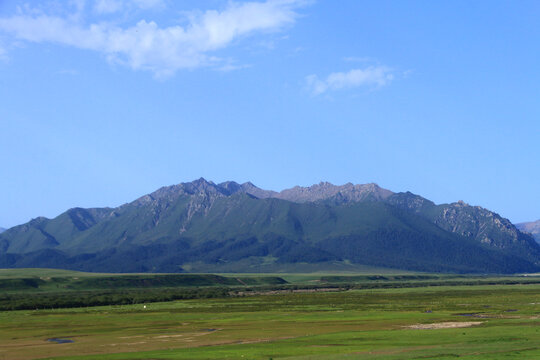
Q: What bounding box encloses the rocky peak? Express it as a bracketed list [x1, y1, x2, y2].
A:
[130, 178, 228, 207]
[29, 216, 49, 225]
[275, 181, 394, 203]
[238, 182, 278, 199]
[131, 179, 394, 205]
[180, 178, 223, 196]
[437, 202, 524, 248]
[385, 191, 436, 212]
[218, 181, 243, 195]
[386, 192, 539, 255]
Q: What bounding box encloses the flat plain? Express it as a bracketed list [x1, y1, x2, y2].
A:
[0, 270, 539, 359]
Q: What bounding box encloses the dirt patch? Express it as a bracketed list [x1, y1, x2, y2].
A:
[154, 334, 184, 339]
[407, 321, 483, 330]
[102, 341, 147, 347]
[310, 344, 345, 347]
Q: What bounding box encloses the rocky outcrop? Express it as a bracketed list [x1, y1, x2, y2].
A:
[386, 192, 539, 261]
[1, 178, 538, 273]
[273, 182, 393, 203]
[516, 220, 540, 243]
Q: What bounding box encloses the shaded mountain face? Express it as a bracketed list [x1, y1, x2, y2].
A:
[1, 178, 539, 274]
[0, 227, 5, 234]
[516, 220, 540, 243]
[386, 194, 536, 260]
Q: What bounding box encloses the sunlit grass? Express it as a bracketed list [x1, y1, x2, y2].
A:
[0, 283, 538, 360]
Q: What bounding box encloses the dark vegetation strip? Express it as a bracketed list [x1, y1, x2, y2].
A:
[1, 277, 540, 311]
[0, 274, 287, 291]
[0, 287, 232, 311]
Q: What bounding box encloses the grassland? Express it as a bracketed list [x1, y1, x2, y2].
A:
[0, 270, 539, 359]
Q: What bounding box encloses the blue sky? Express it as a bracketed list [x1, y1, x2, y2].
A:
[1, 0, 539, 228]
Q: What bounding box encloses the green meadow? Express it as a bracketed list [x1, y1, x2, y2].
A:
[0, 270, 539, 359]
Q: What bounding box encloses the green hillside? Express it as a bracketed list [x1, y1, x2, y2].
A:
[1, 179, 539, 274]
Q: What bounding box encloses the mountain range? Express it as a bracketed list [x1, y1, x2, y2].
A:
[516, 220, 540, 243]
[0, 228, 5, 234]
[1, 178, 539, 274]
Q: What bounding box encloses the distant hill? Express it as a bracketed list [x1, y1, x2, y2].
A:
[0, 228, 5, 234]
[1, 178, 539, 274]
[516, 220, 540, 243]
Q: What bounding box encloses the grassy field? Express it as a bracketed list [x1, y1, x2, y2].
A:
[2, 269, 540, 312]
[0, 270, 539, 359]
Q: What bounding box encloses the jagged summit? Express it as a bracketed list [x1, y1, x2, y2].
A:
[1, 178, 539, 274]
[131, 178, 394, 205]
[119, 178, 540, 251]
[274, 181, 393, 203]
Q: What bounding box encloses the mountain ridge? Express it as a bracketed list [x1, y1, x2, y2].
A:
[1, 179, 538, 274]
[516, 220, 540, 243]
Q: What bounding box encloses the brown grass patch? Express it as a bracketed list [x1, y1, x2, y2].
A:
[407, 321, 483, 330]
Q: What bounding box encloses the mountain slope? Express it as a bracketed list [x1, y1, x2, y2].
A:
[386, 193, 540, 264]
[1, 179, 539, 274]
[516, 220, 540, 243]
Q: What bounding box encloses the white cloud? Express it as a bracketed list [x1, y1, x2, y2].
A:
[306, 66, 394, 95]
[216, 63, 252, 72]
[93, 0, 165, 14]
[0, 0, 305, 77]
[94, 0, 123, 14]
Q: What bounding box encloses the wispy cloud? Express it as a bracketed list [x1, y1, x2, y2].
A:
[0, 0, 306, 77]
[306, 66, 394, 95]
[94, 0, 123, 14]
[94, 0, 165, 14]
[216, 63, 252, 72]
